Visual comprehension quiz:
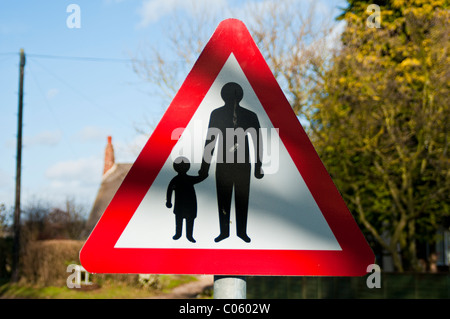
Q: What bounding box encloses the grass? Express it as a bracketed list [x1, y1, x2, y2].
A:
[0, 275, 200, 299]
[0, 282, 159, 299]
[158, 274, 198, 293]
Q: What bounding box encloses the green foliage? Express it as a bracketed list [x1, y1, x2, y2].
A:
[0, 282, 158, 299]
[131, 0, 448, 272]
[0, 274, 201, 299]
[310, 0, 449, 271]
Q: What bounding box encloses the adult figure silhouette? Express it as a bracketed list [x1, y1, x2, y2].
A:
[199, 82, 263, 243]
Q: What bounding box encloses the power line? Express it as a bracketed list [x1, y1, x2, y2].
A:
[0, 52, 18, 56]
[27, 62, 78, 159]
[0, 51, 183, 63]
[26, 53, 132, 63]
[27, 57, 130, 128]
[0, 51, 133, 63]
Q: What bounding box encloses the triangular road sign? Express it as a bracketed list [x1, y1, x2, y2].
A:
[80, 19, 374, 276]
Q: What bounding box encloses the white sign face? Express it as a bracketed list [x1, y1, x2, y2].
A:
[115, 53, 341, 252]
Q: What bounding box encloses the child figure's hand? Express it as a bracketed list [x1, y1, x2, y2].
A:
[166, 201, 172, 208]
[198, 173, 208, 182]
[198, 168, 208, 180]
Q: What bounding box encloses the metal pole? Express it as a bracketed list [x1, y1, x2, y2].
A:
[11, 48, 25, 282]
[213, 275, 246, 299]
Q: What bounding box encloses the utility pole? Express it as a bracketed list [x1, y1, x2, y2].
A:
[11, 48, 25, 282]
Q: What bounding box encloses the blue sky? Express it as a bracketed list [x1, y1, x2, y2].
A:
[0, 0, 346, 214]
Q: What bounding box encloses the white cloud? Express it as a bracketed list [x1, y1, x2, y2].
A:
[326, 20, 346, 50]
[135, 0, 346, 29]
[46, 88, 59, 100]
[103, 0, 128, 4]
[45, 156, 103, 187]
[76, 126, 109, 142]
[114, 133, 150, 163]
[136, 0, 226, 28]
[0, 168, 12, 189]
[24, 130, 63, 147]
[137, 0, 184, 27]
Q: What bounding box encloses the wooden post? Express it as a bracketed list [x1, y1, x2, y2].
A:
[11, 48, 25, 282]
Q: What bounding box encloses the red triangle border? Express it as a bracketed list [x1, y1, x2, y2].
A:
[80, 19, 374, 276]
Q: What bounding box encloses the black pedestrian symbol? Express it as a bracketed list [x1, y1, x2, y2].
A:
[199, 82, 264, 243]
[166, 156, 206, 243]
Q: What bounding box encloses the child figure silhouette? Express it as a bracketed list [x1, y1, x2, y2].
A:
[166, 156, 206, 243]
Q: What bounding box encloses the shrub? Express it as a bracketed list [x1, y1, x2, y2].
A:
[20, 239, 83, 286]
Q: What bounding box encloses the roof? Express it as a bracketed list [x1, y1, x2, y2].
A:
[84, 163, 132, 238]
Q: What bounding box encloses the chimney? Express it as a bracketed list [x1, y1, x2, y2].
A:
[103, 136, 115, 175]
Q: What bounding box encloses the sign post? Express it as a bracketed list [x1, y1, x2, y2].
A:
[80, 18, 374, 280]
[214, 276, 246, 299]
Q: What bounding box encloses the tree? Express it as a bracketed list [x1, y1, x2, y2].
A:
[311, 0, 449, 271]
[131, 0, 449, 272]
[21, 198, 87, 241]
[0, 203, 9, 237]
[131, 0, 337, 120]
